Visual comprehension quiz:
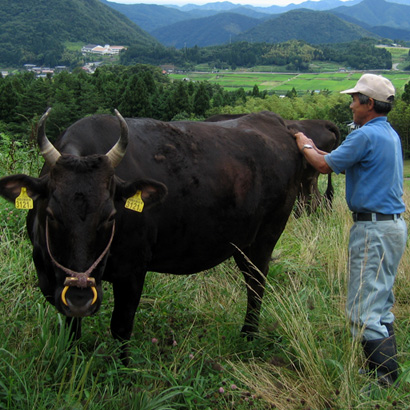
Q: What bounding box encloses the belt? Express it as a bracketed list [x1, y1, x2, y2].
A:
[352, 212, 401, 222]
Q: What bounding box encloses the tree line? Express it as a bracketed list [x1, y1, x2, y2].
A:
[0, 31, 394, 73]
[0, 65, 254, 139]
[1, 63, 410, 157]
[121, 39, 393, 72]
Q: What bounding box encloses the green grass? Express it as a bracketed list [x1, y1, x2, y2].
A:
[63, 42, 85, 51]
[404, 159, 410, 179]
[1, 145, 410, 409]
[379, 46, 410, 70]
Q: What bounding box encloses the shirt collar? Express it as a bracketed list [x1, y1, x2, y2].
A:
[363, 116, 387, 127]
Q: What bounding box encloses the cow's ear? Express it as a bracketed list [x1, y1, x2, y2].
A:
[115, 177, 168, 210]
[0, 174, 48, 204]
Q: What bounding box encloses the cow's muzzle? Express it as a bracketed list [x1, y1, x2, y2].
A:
[45, 218, 115, 310]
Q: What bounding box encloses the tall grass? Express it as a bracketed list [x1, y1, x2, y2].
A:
[1, 143, 410, 409]
[228, 179, 410, 409]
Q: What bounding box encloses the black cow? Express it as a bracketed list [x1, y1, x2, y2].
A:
[205, 114, 340, 215]
[0, 110, 327, 362]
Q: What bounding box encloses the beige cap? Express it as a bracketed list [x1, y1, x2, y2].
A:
[340, 73, 395, 103]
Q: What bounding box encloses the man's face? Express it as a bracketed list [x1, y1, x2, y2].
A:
[350, 93, 372, 126]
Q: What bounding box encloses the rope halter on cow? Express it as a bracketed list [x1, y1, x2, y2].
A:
[45, 218, 115, 307]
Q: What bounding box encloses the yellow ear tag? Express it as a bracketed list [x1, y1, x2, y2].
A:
[125, 190, 144, 213]
[15, 187, 34, 210]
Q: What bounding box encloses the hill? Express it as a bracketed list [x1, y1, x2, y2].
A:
[101, 1, 363, 35]
[235, 9, 378, 45]
[370, 26, 410, 41]
[0, 0, 159, 67]
[330, 9, 410, 41]
[100, 1, 201, 32]
[101, 1, 268, 32]
[334, 0, 410, 29]
[151, 12, 261, 48]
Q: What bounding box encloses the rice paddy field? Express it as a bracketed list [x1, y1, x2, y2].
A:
[170, 70, 410, 95]
[170, 46, 410, 95]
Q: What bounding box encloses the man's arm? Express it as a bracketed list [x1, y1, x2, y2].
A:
[294, 132, 333, 174]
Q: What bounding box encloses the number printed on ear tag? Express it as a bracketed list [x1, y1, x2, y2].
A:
[15, 187, 34, 210]
[125, 190, 144, 212]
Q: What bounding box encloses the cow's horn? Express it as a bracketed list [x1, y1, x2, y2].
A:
[106, 109, 129, 168]
[37, 107, 61, 166]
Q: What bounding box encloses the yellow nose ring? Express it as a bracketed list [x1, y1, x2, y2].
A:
[61, 277, 98, 307]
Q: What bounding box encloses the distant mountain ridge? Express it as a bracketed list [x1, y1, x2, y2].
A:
[102, 0, 410, 48]
[102, 0, 364, 32]
[174, 0, 362, 13]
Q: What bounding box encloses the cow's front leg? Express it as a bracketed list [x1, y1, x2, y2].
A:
[111, 273, 146, 364]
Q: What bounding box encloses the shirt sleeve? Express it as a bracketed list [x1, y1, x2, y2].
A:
[324, 129, 369, 174]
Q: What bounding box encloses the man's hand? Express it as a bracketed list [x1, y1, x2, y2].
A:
[293, 132, 333, 174]
[294, 131, 317, 152]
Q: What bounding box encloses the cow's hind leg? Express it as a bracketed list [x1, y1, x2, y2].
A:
[234, 242, 274, 337]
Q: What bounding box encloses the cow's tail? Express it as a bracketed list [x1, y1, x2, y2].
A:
[323, 122, 340, 209]
[324, 173, 334, 208]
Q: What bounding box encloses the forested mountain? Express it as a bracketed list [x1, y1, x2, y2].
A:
[369, 26, 410, 41]
[235, 9, 377, 45]
[151, 13, 261, 48]
[0, 0, 159, 67]
[334, 0, 410, 29]
[330, 9, 410, 41]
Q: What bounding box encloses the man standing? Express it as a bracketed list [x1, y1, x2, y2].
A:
[294, 73, 407, 386]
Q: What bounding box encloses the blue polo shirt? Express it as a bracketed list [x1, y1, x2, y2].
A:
[325, 117, 405, 214]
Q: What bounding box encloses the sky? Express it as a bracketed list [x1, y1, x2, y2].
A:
[109, 0, 351, 7]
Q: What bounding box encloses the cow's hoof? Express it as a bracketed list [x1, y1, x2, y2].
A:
[240, 325, 257, 340]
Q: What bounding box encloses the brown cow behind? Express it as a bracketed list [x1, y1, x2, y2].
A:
[205, 113, 340, 215]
